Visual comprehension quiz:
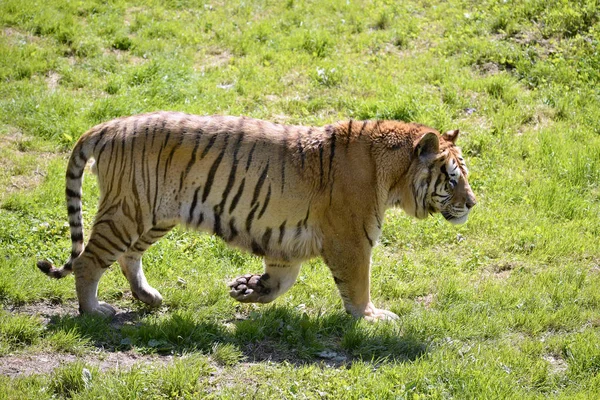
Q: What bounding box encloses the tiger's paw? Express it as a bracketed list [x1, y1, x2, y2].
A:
[79, 301, 117, 318]
[228, 273, 272, 303]
[132, 286, 163, 307]
[364, 308, 399, 322]
[347, 302, 399, 322]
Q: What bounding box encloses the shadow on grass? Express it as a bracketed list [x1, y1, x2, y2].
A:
[45, 306, 428, 366]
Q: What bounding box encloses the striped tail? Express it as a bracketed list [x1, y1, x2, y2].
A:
[37, 142, 90, 279]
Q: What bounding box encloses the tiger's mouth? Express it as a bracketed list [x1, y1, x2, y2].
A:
[442, 211, 469, 225]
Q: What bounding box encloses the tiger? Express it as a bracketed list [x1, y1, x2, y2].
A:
[37, 111, 476, 321]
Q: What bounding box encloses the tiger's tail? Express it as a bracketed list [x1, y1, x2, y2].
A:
[37, 137, 92, 279]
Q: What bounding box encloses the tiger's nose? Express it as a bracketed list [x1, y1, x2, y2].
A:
[466, 197, 476, 210]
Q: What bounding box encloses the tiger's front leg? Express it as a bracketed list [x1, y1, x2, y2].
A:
[322, 237, 399, 321]
[229, 259, 301, 304]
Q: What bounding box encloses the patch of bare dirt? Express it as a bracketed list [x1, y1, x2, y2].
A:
[195, 49, 232, 72]
[415, 294, 435, 309]
[0, 130, 62, 200]
[482, 262, 518, 281]
[46, 71, 61, 91]
[102, 47, 146, 65]
[0, 351, 174, 378]
[478, 62, 500, 75]
[5, 165, 48, 197]
[2, 27, 39, 44]
[1, 301, 176, 377]
[4, 300, 79, 325]
[543, 354, 568, 375]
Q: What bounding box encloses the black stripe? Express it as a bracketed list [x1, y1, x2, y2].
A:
[359, 121, 368, 136]
[214, 213, 222, 237]
[363, 224, 374, 247]
[295, 220, 302, 239]
[257, 184, 271, 219]
[347, 120, 353, 137]
[92, 126, 109, 153]
[116, 124, 128, 192]
[140, 127, 150, 207]
[328, 129, 336, 180]
[104, 133, 118, 196]
[229, 177, 245, 214]
[251, 240, 265, 256]
[152, 130, 170, 225]
[121, 199, 135, 223]
[200, 135, 218, 159]
[94, 202, 120, 222]
[251, 161, 269, 207]
[70, 231, 84, 242]
[132, 242, 148, 253]
[129, 118, 140, 162]
[69, 220, 81, 228]
[130, 162, 144, 236]
[67, 205, 81, 214]
[228, 218, 238, 241]
[138, 237, 153, 246]
[217, 133, 243, 213]
[66, 169, 83, 180]
[245, 141, 257, 171]
[189, 186, 202, 224]
[261, 228, 272, 251]
[421, 169, 431, 211]
[202, 135, 229, 203]
[95, 140, 109, 173]
[278, 220, 286, 244]
[164, 132, 184, 182]
[78, 148, 86, 164]
[94, 231, 127, 253]
[440, 164, 448, 177]
[297, 134, 305, 169]
[70, 249, 81, 258]
[87, 239, 114, 256]
[152, 226, 174, 233]
[66, 188, 80, 199]
[84, 247, 103, 265]
[245, 203, 259, 232]
[94, 219, 131, 248]
[180, 133, 202, 192]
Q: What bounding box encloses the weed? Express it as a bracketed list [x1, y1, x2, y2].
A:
[49, 361, 95, 398]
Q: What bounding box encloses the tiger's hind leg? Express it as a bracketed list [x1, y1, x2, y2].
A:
[74, 221, 135, 317]
[118, 224, 175, 307]
[229, 259, 301, 304]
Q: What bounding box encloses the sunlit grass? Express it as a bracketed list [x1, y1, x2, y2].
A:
[1, 0, 599, 397]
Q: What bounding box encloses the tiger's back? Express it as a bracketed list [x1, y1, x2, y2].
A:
[85, 112, 327, 262]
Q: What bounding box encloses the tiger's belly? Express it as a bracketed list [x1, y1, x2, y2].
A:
[176, 197, 323, 262]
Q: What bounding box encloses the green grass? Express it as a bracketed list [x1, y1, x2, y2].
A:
[1, 0, 599, 398]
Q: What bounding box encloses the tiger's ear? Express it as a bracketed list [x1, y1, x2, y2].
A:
[442, 129, 459, 144]
[415, 132, 440, 158]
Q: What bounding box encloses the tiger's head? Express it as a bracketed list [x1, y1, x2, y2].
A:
[388, 127, 476, 225]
